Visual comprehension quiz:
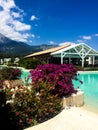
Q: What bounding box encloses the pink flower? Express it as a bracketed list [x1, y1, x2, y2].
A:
[15, 111, 19, 116]
[50, 109, 54, 113]
[26, 107, 30, 112]
[19, 119, 23, 123]
[29, 118, 32, 123]
[10, 91, 13, 95]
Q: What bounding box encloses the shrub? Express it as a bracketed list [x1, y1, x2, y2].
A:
[0, 67, 22, 80]
[0, 90, 22, 130]
[2, 84, 62, 129]
[19, 58, 46, 69]
[30, 64, 78, 97]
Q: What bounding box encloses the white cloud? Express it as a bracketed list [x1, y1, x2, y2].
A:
[49, 41, 55, 45]
[77, 39, 84, 43]
[59, 42, 75, 46]
[11, 12, 21, 18]
[94, 34, 98, 36]
[32, 34, 35, 38]
[82, 36, 91, 40]
[0, 0, 33, 42]
[0, 0, 15, 12]
[77, 33, 98, 44]
[30, 15, 38, 21]
[12, 20, 31, 31]
[29, 40, 33, 43]
[22, 33, 30, 39]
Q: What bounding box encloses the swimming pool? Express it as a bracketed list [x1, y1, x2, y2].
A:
[73, 71, 98, 113]
[20, 69, 31, 83]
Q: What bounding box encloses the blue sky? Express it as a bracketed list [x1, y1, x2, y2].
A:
[0, 0, 98, 49]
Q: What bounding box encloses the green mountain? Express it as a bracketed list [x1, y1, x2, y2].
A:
[0, 33, 57, 57]
[0, 33, 41, 57]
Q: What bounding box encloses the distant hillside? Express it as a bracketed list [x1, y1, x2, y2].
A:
[0, 33, 41, 57]
[39, 44, 57, 50]
[0, 33, 57, 57]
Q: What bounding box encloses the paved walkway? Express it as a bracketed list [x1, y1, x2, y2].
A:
[25, 107, 98, 130]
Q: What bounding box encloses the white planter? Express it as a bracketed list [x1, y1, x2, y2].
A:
[62, 90, 84, 108]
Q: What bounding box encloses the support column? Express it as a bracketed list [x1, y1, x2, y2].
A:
[61, 52, 67, 64]
[88, 57, 92, 65]
[61, 53, 63, 64]
[82, 58, 84, 68]
[93, 56, 95, 66]
[69, 56, 71, 64]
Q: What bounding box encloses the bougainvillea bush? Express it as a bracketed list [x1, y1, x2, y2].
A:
[30, 64, 79, 97]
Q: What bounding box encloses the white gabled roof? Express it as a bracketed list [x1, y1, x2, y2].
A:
[51, 43, 98, 56]
[51, 43, 79, 55]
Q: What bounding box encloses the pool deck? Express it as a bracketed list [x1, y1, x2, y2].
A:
[78, 70, 98, 74]
[25, 106, 98, 130]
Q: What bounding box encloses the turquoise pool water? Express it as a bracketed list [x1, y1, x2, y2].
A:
[21, 69, 31, 83]
[73, 71, 98, 112]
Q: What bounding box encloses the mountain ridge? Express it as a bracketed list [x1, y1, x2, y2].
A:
[0, 33, 57, 57]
